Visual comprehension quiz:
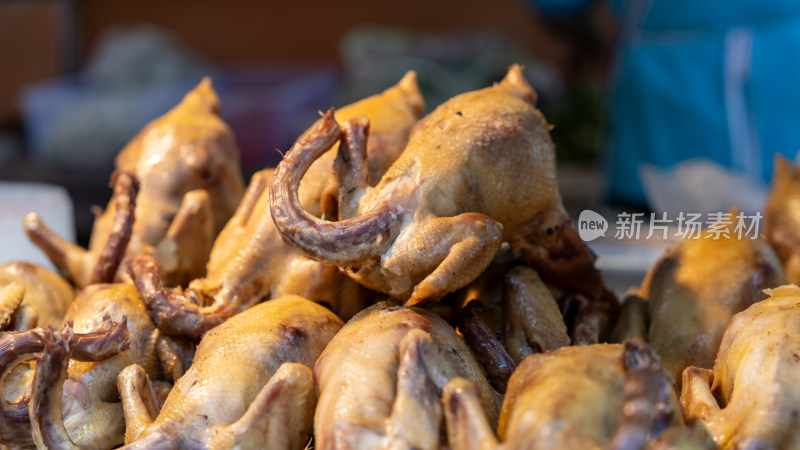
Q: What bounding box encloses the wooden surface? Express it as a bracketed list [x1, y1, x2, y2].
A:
[76, 0, 567, 67]
[0, 0, 63, 123]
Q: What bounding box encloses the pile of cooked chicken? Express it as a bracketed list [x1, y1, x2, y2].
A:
[2, 64, 800, 449]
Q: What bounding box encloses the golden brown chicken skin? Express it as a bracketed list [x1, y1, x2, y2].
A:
[0, 262, 73, 331]
[26, 79, 244, 287]
[614, 216, 784, 387]
[270, 64, 602, 305]
[314, 302, 500, 450]
[116, 296, 342, 450]
[765, 155, 800, 284]
[682, 285, 800, 449]
[443, 340, 689, 450]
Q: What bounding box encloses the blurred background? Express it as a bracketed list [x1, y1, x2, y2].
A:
[2, 0, 800, 277]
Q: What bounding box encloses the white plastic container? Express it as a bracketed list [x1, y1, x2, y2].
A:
[0, 182, 75, 269]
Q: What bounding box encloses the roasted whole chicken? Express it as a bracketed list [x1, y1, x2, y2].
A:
[443, 340, 692, 450]
[0, 283, 187, 449]
[26, 79, 244, 287]
[128, 74, 425, 338]
[765, 155, 800, 284]
[0, 262, 73, 331]
[116, 295, 342, 450]
[613, 215, 785, 385]
[682, 284, 800, 448]
[314, 302, 499, 450]
[270, 64, 604, 305]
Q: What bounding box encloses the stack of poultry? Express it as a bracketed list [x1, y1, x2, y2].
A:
[1, 64, 799, 450]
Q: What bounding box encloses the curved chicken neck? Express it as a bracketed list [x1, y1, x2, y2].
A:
[298, 70, 424, 217]
[119, 296, 343, 450]
[314, 302, 500, 450]
[271, 65, 602, 305]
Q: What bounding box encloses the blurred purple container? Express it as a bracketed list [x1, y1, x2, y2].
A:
[214, 65, 340, 169]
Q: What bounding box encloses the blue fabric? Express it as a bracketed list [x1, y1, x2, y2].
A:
[751, 19, 800, 181]
[605, 1, 800, 204]
[608, 31, 729, 204]
[636, 0, 800, 32]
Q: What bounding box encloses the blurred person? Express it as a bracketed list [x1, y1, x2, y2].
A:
[532, 0, 800, 206]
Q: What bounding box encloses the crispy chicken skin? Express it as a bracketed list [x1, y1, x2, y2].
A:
[116, 296, 342, 450]
[765, 155, 800, 284]
[25, 79, 244, 287]
[614, 214, 785, 386]
[314, 302, 500, 450]
[0, 262, 73, 331]
[443, 340, 689, 450]
[0, 284, 180, 449]
[270, 64, 602, 305]
[682, 285, 800, 449]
